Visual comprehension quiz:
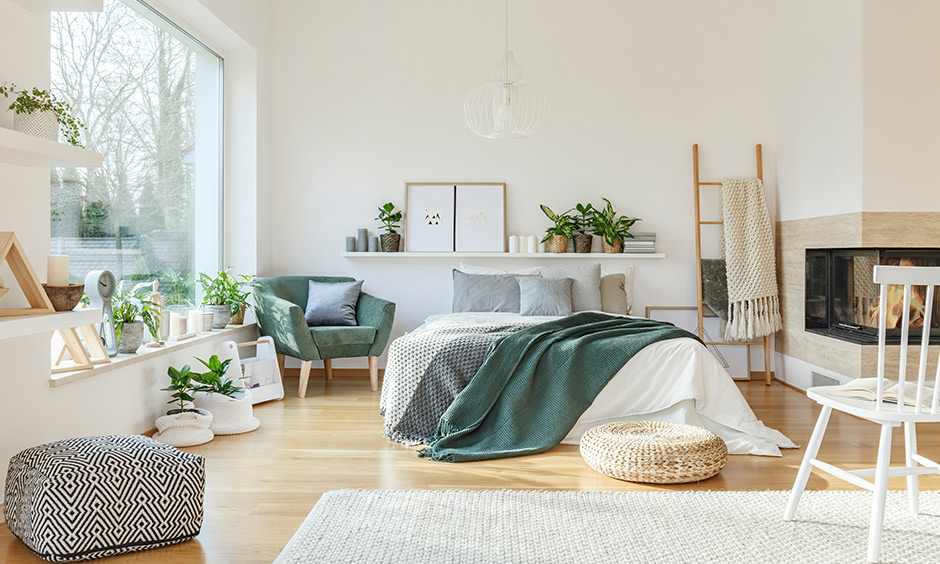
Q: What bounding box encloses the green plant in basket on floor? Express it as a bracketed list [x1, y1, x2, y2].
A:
[592, 197, 639, 252]
[192, 354, 245, 397]
[162, 364, 198, 413]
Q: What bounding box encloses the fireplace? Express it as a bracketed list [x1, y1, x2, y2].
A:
[805, 248, 940, 344]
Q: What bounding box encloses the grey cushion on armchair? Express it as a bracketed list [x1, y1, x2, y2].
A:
[253, 276, 396, 362]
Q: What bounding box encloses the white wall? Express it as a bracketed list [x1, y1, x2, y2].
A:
[774, 0, 862, 222]
[269, 0, 778, 366]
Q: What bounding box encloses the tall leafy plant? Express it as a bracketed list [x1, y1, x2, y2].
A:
[192, 355, 245, 397]
[375, 202, 403, 234]
[592, 198, 640, 246]
[162, 364, 197, 413]
[198, 269, 259, 313]
[0, 83, 85, 147]
[539, 204, 575, 242]
[111, 281, 161, 342]
[572, 203, 594, 235]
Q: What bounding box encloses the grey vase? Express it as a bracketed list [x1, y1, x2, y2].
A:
[204, 305, 232, 329]
[117, 321, 144, 354]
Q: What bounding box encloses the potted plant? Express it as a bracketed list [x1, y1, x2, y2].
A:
[572, 202, 595, 253]
[539, 204, 575, 253]
[375, 202, 403, 252]
[592, 198, 640, 253]
[0, 83, 85, 146]
[226, 274, 259, 325]
[191, 354, 260, 435]
[153, 363, 214, 447]
[198, 269, 237, 329]
[112, 281, 160, 354]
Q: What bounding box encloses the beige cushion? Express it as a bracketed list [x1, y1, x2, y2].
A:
[602, 265, 635, 315]
[600, 274, 627, 315]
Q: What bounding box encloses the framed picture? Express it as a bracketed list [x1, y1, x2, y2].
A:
[455, 183, 506, 252]
[405, 183, 456, 252]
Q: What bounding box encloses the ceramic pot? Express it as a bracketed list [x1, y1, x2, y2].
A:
[42, 283, 85, 311]
[14, 110, 58, 141]
[547, 235, 569, 253]
[193, 389, 260, 435]
[204, 304, 232, 329]
[230, 304, 246, 325]
[573, 234, 593, 254]
[117, 321, 144, 354]
[380, 233, 401, 252]
[602, 238, 623, 254]
[152, 408, 214, 447]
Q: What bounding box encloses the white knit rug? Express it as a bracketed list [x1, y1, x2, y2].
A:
[275, 489, 940, 564]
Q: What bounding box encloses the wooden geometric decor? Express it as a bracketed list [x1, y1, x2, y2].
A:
[52, 324, 111, 375]
[0, 232, 55, 317]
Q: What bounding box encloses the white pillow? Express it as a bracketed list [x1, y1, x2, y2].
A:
[601, 265, 635, 315]
[457, 262, 542, 276]
[541, 264, 602, 312]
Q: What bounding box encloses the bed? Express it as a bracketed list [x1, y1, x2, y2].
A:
[380, 311, 796, 457]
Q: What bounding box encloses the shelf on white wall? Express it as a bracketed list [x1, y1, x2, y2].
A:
[342, 252, 666, 259]
[0, 128, 103, 168]
[10, 0, 103, 12]
[0, 308, 101, 342]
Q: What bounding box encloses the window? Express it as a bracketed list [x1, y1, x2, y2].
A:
[50, 0, 222, 308]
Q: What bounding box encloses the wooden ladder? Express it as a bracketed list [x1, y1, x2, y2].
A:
[692, 144, 773, 385]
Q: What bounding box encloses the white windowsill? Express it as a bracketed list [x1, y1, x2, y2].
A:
[50, 324, 257, 388]
[342, 252, 666, 259]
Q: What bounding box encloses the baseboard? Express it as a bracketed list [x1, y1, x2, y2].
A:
[284, 367, 385, 381]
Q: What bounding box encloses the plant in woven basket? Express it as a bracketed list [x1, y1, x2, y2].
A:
[572, 203, 595, 253]
[192, 355, 246, 397]
[539, 204, 575, 253]
[591, 198, 639, 253]
[0, 83, 85, 147]
[162, 364, 199, 413]
[375, 202, 403, 252]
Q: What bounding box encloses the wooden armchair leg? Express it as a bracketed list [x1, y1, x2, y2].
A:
[277, 354, 286, 379]
[324, 358, 333, 381]
[368, 356, 379, 392]
[298, 360, 312, 398]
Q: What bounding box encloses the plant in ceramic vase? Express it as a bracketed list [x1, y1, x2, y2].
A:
[375, 202, 403, 252]
[592, 198, 640, 253]
[539, 204, 575, 253]
[225, 274, 260, 325]
[572, 202, 595, 253]
[112, 281, 160, 354]
[198, 269, 235, 328]
[191, 354, 259, 435]
[153, 363, 214, 447]
[0, 83, 85, 146]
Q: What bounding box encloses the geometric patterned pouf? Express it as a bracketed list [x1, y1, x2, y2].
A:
[4, 435, 205, 562]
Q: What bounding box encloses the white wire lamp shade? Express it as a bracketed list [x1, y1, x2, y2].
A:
[464, 51, 549, 139]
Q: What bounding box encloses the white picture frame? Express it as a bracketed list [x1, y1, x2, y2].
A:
[405, 183, 456, 252]
[455, 183, 506, 252]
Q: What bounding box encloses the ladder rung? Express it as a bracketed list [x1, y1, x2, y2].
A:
[699, 221, 723, 225]
[698, 181, 722, 186]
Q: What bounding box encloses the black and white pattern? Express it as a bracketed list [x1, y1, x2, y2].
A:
[380, 322, 537, 444]
[4, 434, 205, 562]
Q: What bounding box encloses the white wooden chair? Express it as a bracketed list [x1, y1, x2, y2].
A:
[784, 265, 940, 563]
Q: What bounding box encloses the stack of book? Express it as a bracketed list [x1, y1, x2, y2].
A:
[623, 232, 657, 254]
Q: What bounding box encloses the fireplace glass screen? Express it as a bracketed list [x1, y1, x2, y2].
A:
[805, 248, 940, 344]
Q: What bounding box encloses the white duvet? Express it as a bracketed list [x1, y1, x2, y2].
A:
[417, 312, 796, 456]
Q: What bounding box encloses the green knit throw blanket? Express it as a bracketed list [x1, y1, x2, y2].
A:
[418, 312, 700, 462]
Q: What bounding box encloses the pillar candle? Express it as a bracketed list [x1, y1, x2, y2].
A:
[47, 255, 69, 286]
[345, 237, 357, 252]
[201, 312, 215, 332]
[508, 235, 520, 253]
[188, 310, 201, 335]
[357, 228, 369, 254]
[169, 312, 181, 339]
[526, 235, 538, 254]
[368, 236, 379, 252]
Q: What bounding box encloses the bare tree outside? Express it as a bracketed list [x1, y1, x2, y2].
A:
[50, 0, 205, 306]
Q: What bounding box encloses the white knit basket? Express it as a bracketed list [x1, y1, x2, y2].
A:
[14, 110, 58, 141]
[153, 408, 214, 447]
[192, 389, 260, 435]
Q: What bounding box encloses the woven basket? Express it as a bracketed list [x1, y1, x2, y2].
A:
[547, 235, 568, 253]
[381, 233, 401, 252]
[573, 234, 593, 253]
[580, 421, 728, 484]
[601, 238, 622, 253]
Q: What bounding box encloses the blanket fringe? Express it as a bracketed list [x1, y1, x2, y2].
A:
[724, 294, 782, 341]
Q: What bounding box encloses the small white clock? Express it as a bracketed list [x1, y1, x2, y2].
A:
[84, 270, 118, 357]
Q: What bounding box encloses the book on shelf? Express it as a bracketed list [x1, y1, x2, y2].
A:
[621, 248, 658, 254]
[829, 378, 935, 408]
[630, 232, 656, 241]
[623, 241, 656, 247]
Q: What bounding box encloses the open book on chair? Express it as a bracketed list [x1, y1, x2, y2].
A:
[829, 378, 935, 409]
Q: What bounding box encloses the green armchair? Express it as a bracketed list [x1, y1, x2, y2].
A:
[254, 276, 396, 396]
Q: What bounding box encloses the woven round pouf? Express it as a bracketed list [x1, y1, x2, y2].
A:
[580, 421, 728, 484]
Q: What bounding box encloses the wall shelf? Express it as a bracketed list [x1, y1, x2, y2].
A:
[0, 128, 103, 168]
[342, 252, 665, 259]
[0, 308, 101, 341]
[10, 0, 103, 12]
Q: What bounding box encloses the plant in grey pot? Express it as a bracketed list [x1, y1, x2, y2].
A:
[592, 197, 640, 254]
[572, 202, 595, 253]
[375, 202, 403, 252]
[198, 269, 238, 329]
[0, 83, 85, 146]
[153, 363, 214, 447]
[191, 354, 259, 435]
[540, 204, 575, 253]
[112, 281, 160, 354]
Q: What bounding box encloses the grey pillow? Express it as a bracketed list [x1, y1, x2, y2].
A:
[305, 280, 363, 326]
[518, 277, 572, 316]
[452, 270, 520, 313]
[541, 263, 602, 312]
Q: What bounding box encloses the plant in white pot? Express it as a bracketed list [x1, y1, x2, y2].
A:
[191, 354, 260, 435]
[0, 83, 85, 146]
[153, 364, 214, 447]
[112, 281, 161, 354]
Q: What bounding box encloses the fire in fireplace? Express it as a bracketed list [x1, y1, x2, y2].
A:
[805, 248, 940, 344]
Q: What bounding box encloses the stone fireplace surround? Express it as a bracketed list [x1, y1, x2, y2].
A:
[776, 212, 940, 381]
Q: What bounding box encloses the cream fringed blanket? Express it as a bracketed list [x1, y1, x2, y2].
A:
[721, 178, 782, 341]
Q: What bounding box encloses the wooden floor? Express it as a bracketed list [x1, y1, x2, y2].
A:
[3, 377, 940, 564]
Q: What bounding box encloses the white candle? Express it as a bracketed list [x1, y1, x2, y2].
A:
[47, 255, 69, 286]
[188, 310, 201, 334]
[201, 312, 215, 332]
[526, 235, 538, 254]
[508, 235, 519, 253]
[169, 312, 180, 339]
